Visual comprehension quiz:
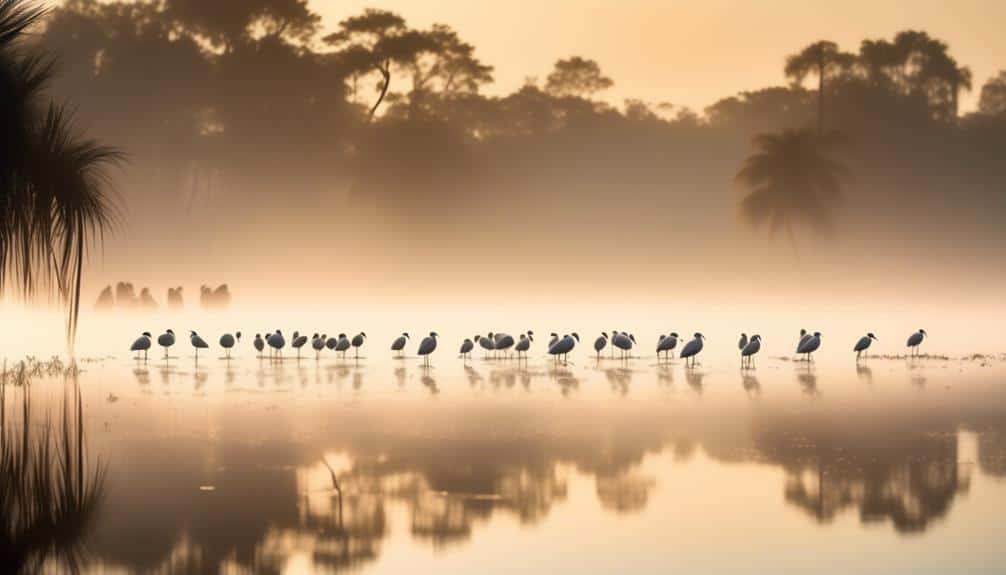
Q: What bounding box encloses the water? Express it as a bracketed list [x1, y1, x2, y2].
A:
[4, 345, 1005, 574]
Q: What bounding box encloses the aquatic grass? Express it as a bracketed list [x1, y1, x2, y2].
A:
[0, 380, 104, 573]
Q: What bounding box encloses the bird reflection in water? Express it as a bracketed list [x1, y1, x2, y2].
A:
[684, 368, 705, 394]
[549, 367, 580, 396]
[604, 367, 633, 396]
[856, 364, 873, 385]
[464, 365, 484, 389]
[394, 367, 407, 387]
[420, 366, 439, 394]
[656, 365, 674, 387]
[132, 367, 150, 385]
[742, 372, 761, 396]
[796, 367, 819, 396]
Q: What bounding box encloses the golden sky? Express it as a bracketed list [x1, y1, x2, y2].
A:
[313, 0, 1006, 113]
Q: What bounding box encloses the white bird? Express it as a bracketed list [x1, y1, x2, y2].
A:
[157, 329, 176, 359]
[738, 333, 748, 352]
[219, 331, 241, 359]
[797, 331, 822, 362]
[130, 332, 152, 361]
[514, 332, 533, 359]
[351, 332, 366, 358]
[312, 333, 326, 359]
[594, 332, 608, 359]
[854, 332, 878, 360]
[253, 333, 265, 358]
[335, 333, 351, 357]
[417, 332, 438, 365]
[906, 329, 927, 357]
[611, 332, 634, 359]
[267, 330, 286, 359]
[548, 333, 579, 363]
[460, 338, 474, 359]
[680, 333, 705, 368]
[657, 332, 680, 359]
[190, 331, 209, 361]
[494, 333, 516, 359]
[391, 332, 410, 358]
[291, 331, 308, 359]
[741, 334, 761, 368]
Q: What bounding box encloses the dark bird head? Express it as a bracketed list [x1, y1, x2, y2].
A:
[629, 334, 637, 344]
[800, 329, 807, 336]
[339, 333, 346, 338]
[659, 334, 665, 340]
[572, 333, 580, 342]
[255, 333, 261, 338]
[741, 332, 747, 338]
[361, 332, 367, 338]
[488, 331, 494, 338]
[694, 332, 705, 340]
[670, 332, 679, 338]
[312, 333, 319, 339]
[868, 332, 877, 340]
[276, 329, 282, 335]
[527, 330, 534, 336]
[550, 332, 558, 337]
[602, 332, 608, 338]
[293, 331, 299, 338]
[814, 332, 822, 337]
[142, 331, 151, 338]
[190, 330, 197, 336]
[167, 329, 175, 335]
[404, 332, 410, 338]
[920, 329, 927, 336]
[753, 334, 762, 341]
[430, 332, 438, 338]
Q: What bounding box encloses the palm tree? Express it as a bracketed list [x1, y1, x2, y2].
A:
[784, 41, 855, 134]
[1, 0, 121, 348]
[736, 129, 849, 258]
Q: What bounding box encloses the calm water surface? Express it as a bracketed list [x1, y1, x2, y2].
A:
[5, 346, 1006, 574]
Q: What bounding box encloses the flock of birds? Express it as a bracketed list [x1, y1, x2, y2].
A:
[128, 328, 930, 366]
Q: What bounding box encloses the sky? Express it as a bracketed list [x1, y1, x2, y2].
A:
[312, 0, 1006, 113]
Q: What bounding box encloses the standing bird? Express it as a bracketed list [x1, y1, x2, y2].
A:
[612, 332, 633, 359]
[190, 331, 209, 361]
[741, 335, 762, 368]
[417, 332, 439, 365]
[594, 332, 609, 359]
[738, 333, 748, 353]
[680, 333, 706, 368]
[219, 331, 241, 359]
[514, 332, 533, 359]
[853, 333, 878, 360]
[797, 332, 822, 362]
[906, 329, 927, 357]
[267, 330, 286, 359]
[391, 332, 410, 358]
[477, 334, 495, 359]
[157, 329, 176, 359]
[351, 332, 367, 358]
[494, 333, 516, 359]
[549, 332, 559, 349]
[130, 332, 152, 361]
[797, 329, 812, 358]
[657, 332, 680, 360]
[335, 333, 351, 357]
[460, 338, 474, 360]
[253, 333, 265, 358]
[312, 334, 326, 360]
[291, 331, 308, 359]
[326, 335, 338, 352]
[548, 333, 579, 363]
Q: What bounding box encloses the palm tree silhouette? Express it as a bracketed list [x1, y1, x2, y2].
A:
[736, 129, 849, 258]
[1, 0, 121, 347]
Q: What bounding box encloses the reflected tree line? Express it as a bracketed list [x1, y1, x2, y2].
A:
[32, 1, 1006, 280]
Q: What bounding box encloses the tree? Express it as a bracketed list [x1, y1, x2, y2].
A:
[1, 0, 122, 346]
[784, 41, 855, 133]
[736, 129, 849, 257]
[165, 0, 320, 52]
[979, 71, 1006, 116]
[545, 57, 612, 99]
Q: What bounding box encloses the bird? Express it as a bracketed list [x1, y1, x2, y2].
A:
[130, 332, 152, 361]
[351, 332, 366, 358]
[253, 333, 265, 358]
[906, 329, 927, 357]
[549, 332, 559, 349]
[611, 332, 633, 359]
[741, 335, 761, 368]
[267, 330, 286, 359]
[219, 331, 241, 359]
[417, 332, 439, 365]
[514, 332, 533, 359]
[657, 332, 680, 360]
[797, 329, 812, 359]
[494, 332, 516, 359]
[738, 333, 748, 352]
[548, 333, 579, 363]
[157, 329, 176, 359]
[680, 333, 706, 368]
[190, 331, 209, 361]
[477, 334, 495, 359]
[312, 334, 326, 359]
[335, 333, 351, 357]
[459, 338, 474, 360]
[291, 331, 308, 359]
[326, 335, 338, 352]
[853, 332, 878, 360]
[391, 332, 410, 358]
[594, 332, 609, 359]
[797, 331, 822, 362]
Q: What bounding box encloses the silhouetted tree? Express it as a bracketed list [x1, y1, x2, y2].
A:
[1, 0, 122, 346]
[165, 0, 319, 52]
[979, 71, 1006, 115]
[784, 41, 855, 133]
[545, 56, 612, 99]
[736, 129, 849, 256]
